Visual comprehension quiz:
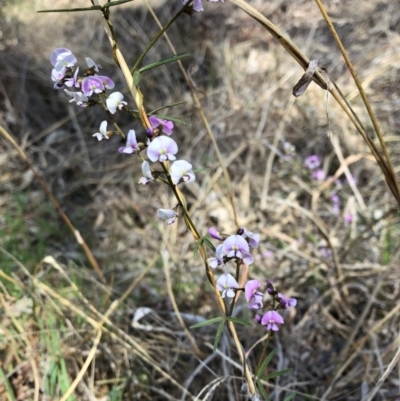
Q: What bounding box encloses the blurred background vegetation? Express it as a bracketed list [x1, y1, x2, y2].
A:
[1, 0, 400, 399]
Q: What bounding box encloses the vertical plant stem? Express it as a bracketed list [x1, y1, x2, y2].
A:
[314, 0, 400, 203]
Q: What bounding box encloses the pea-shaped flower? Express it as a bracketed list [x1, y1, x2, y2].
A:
[223, 235, 254, 265]
[81, 76, 104, 97]
[170, 160, 195, 185]
[147, 136, 178, 162]
[149, 116, 174, 135]
[138, 161, 154, 185]
[50, 48, 77, 72]
[93, 121, 109, 141]
[216, 273, 239, 298]
[261, 311, 284, 331]
[157, 209, 178, 225]
[106, 92, 127, 114]
[118, 130, 139, 154]
[245, 280, 264, 310]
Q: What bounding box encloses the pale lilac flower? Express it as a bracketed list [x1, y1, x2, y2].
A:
[64, 90, 88, 107]
[65, 67, 80, 88]
[138, 161, 154, 185]
[304, 155, 320, 170]
[52, 68, 65, 89]
[277, 293, 297, 309]
[245, 280, 264, 310]
[149, 116, 174, 135]
[85, 57, 101, 72]
[157, 209, 178, 225]
[216, 273, 239, 298]
[170, 160, 195, 185]
[208, 227, 224, 241]
[106, 92, 127, 114]
[182, 0, 204, 12]
[147, 136, 178, 162]
[223, 235, 254, 265]
[261, 250, 274, 259]
[96, 75, 115, 90]
[50, 48, 77, 72]
[241, 228, 260, 249]
[312, 169, 325, 181]
[81, 76, 104, 97]
[207, 244, 224, 269]
[344, 212, 353, 224]
[261, 311, 284, 331]
[118, 130, 139, 154]
[93, 121, 109, 141]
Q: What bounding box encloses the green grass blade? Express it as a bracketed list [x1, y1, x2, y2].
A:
[256, 348, 278, 377]
[138, 52, 191, 73]
[256, 379, 271, 401]
[190, 316, 223, 329]
[213, 320, 225, 352]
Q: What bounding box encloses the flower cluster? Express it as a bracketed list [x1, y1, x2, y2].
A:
[208, 227, 296, 331]
[50, 48, 116, 108]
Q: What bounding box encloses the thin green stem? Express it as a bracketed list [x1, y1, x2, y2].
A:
[255, 331, 272, 376]
[131, 4, 188, 73]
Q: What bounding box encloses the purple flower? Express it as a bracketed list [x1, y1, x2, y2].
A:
[241, 228, 260, 249]
[261, 311, 284, 331]
[51, 68, 65, 89]
[147, 136, 178, 162]
[277, 293, 297, 309]
[304, 155, 320, 170]
[149, 116, 174, 135]
[216, 273, 239, 298]
[182, 0, 204, 12]
[208, 227, 224, 241]
[97, 75, 115, 90]
[50, 48, 77, 72]
[344, 212, 353, 224]
[85, 57, 101, 72]
[311, 169, 325, 181]
[157, 209, 178, 225]
[106, 92, 127, 114]
[64, 90, 88, 107]
[118, 130, 139, 154]
[223, 235, 254, 265]
[93, 121, 109, 141]
[266, 279, 275, 295]
[170, 160, 195, 185]
[207, 244, 225, 269]
[245, 280, 264, 310]
[138, 161, 154, 185]
[65, 67, 80, 88]
[81, 76, 104, 97]
[255, 315, 262, 324]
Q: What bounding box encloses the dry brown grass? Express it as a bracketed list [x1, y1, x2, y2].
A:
[1, 0, 400, 400]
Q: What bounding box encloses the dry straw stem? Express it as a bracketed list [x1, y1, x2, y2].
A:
[314, 0, 400, 204]
[0, 125, 105, 282]
[228, 0, 400, 208]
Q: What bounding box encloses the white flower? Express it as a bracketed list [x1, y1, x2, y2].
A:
[64, 90, 88, 106]
[170, 160, 195, 185]
[85, 57, 101, 72]
[157, 209, 178, 225]
[138, 161, 154, 185]
[93, 120, 109, 141]
[106, 92, 127, 114]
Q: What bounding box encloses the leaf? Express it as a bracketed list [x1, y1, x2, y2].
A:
[133, 70, 141, 87]
[37, 5, 102, 13]
[256, 349, 278, 377]
[151, 114, 189, 126]
[292, 59, 319, 97]
[256, 379, 271, 401]
[190, 316, 223, 329]
[203, 237, 216, 253]
[283, 392, 297, 401]
[213, 320, 225, 352]
[226, 316, 253, 327]
[194, 237, 204, 256]
[139, 52, 191, 73]
[150, 101, 187, 114]
[260, 368, 292, 381]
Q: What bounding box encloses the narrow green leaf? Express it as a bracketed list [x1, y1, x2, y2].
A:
[203, 237, 216, 253]
[150, 101, 187, 114]
[213, 320, 225, 352]
[256, 379, 271, 401]
[226, 316, 253, 327]
[256, 348, 278, 377]
[190, 316, 223, 329]
[283, 392, 297, 401]
[0, 367, 16, 401]
[133, 70, 141, 87]
[139, 52, 191, 73]
[194, 237, 203, 256]
[150, 114, 189, 126]
[37, 6, 102, 13]
[260, 368, 292, 381]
